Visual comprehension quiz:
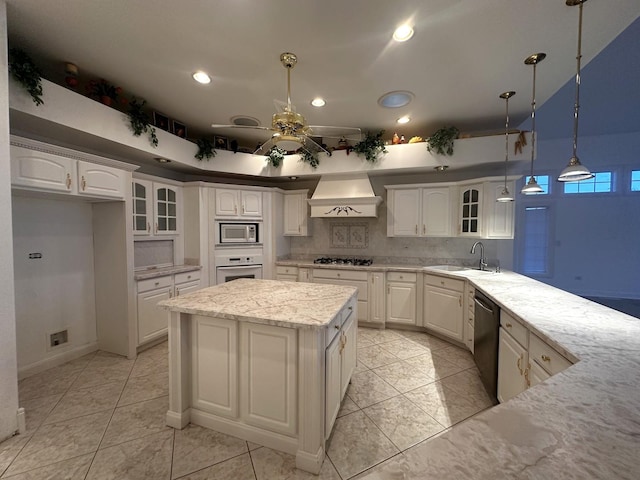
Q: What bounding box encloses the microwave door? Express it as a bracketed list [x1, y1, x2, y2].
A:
[222, 224, 249, 243]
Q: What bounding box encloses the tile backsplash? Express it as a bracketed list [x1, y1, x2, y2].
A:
[134, 240, 174, 269]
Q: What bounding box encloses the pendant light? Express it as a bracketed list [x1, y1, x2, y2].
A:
[558, 0, 594, 182]
[497, 91, 516, 202]
[521, 53, 546, 195]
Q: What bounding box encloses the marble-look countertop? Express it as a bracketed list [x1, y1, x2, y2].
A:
[134, 264, 201, 280]
[159, 278, 357, 330]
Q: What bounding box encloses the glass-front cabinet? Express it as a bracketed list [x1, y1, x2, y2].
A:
[154, 185, 177, 234]
[133, 180, 152, 235]
[132, 179, 180, 236]
[459, 185, 482, 236]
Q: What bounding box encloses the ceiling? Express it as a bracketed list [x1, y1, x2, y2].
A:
[6, 0, 640, 151]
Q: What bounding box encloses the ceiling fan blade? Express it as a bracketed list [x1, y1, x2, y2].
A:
[299, 136, 331, 156]
[308, 125, 362, 140]
[253, 137, 279, 155]
[211, 124, 272, 131]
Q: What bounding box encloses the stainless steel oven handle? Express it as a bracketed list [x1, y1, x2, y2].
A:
[474, 297, 494, 313]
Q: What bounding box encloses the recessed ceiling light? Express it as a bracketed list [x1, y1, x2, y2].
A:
[155, 157, 171, 163]
[397, 116, 411, 124]
[192, 71, 211, 84]
[378, 90, 414, 108]
[393, 24, 414, 42]
[311, 98, 326, 107]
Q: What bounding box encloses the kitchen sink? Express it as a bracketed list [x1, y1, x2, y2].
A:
[428, 265, 469, 272]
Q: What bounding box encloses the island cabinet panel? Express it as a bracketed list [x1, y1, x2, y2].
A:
[240, 323, 298, 437]
[340, 313, 357, 397]
[325, 331, 342, 439]
[191, 316, 238, 418]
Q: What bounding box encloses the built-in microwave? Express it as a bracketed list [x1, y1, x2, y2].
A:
[217, 222, 260, 244]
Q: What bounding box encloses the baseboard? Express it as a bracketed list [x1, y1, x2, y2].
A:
[18, 342, 98, 380]
[16, 408, 25, 434]
[166, 409, 190, 429]
[296, 446, 324, 475]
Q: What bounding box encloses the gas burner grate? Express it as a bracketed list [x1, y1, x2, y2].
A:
[313, 257, 373, 266]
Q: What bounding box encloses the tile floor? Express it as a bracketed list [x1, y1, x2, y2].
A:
[0, 328, 493, 480]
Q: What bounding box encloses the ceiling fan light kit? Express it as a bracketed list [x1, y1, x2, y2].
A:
[558, 0, 594, 183]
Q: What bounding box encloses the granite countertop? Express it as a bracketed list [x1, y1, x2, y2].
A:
[134, 264, 202, 280]
[159, 278, 357, 330]
[276, 259, 485, 273]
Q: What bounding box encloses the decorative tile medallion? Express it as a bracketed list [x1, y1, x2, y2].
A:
[330, 223, 369, 249]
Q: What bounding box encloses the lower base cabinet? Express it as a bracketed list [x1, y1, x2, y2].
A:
[497, 327, 528, 402]
[423, 274, 464, 341]
[386, 272, 417, 325]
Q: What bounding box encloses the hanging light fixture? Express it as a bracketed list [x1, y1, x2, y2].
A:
[497, 91, 516, 202]
[558, 0, 595, 182]
[521, 53, 546, 195]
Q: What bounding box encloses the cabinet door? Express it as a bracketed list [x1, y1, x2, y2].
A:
[528, 359, 549, 388]
[276, 274, 298, 282]
[10, 146, 75, 193]
[423, 285, 464, 341]
[191, 315, 238, 418]
[389, 189, 421, 236]
[175, 281, 201, 296]
[341, 313, 357, 398]
[497, 327, 528, 403]
[240, 190, 263, 218]
[459, 186, 482, 236]
[387, 282, 417, 325]
[132, 180, 153, 235]
[154, 185, 179, 234]
[77, 161, 125, 199]
[298, 268, 311, 283]
[485, 181, 515, 239]
[369, 272, 385, 325]
[137, 286, 172, 344]
[240, 323, 297, 437]
[325, 332, 342, 439]
[422, 187, 452, 236]
[283, 193, 306, 235]
[215, 188, 239, 216]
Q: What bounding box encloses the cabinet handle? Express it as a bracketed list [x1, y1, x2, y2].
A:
[298, 225, 300, 233]
[155, 281, 160, 286]
[423, 224, 426, 235]
[372, 276, 374, 284]
[155, 222, 158, 233]
[524, 366, 531, 388]
[505, 322, 512, 328]
[147, 222, 151, 233]
[66, 173, 72, 189]
[415, 225, 418, 234]
[459, 296, 462, 307]
[242, 204, 245, 214]
[169, 291, 173, 298]
[334, 324, 340, 330]
[541, 354, 551, 362]
[440, 280, 445, 286]
[187, 275, 191, 279]
[337, 273, 340, 277]
[81, 176, 86, 191]
[399, 275, 403, 279]
[516, 354, 524, 375]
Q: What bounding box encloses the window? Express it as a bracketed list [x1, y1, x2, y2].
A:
[631, 170, 640, 192]
[563, 172, 612, 194]
[522, 206, 550, 275]
[535, 175, 550, 194]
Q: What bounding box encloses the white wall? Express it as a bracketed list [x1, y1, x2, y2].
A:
[12, 196, 98, 374]
[0, 0, 20, 441]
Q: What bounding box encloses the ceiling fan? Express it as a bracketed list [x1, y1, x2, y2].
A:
[211, 52, 362, 157]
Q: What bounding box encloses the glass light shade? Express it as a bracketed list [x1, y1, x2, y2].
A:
[558, 156, 594, 182]
[311, 98, 325, 107]
[521, 176, 544, 194]
[393, 24, 414, 42]
[192, 71, 211, 84]
[496, 187, 514, 202]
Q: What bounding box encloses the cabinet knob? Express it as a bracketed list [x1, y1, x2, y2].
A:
[541, 354, 551, 362]
[187, 275, 191, 279]
[399, 275, 403, 279]
[505, 322, 512, 328]
[337, 273, 340, 277]
[440, 281, 445, 286]
[334, 325, 340, 330]
[155, 281, 160, 286]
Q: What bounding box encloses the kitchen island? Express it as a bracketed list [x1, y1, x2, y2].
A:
[159, 278, 358, 474]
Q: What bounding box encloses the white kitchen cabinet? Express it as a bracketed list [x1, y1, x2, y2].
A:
[527, 359, 549, 388]
[423, 274, 464, 341]
[368, 271, 386, 326]
[313, 269, 368, 324]
[484, 181, 516, 239]
[458, 184, 483, 237]
[497, 326, 528, 403]
[137, 276, 173, 345]
[76, 161, 126, 199]
[340, 312, 356, 397]
[240, 322, 297, 437]
[215, 188, 263, 218]
[529, 333, 572, 376]
[275, 265, 298, 282]
[298, 268, 311, 283]
[132, 178, 181, 236]
[386, 186, 453, 237]
[464, 284, 476, 353]
[283, 190, 309, 236]
[386, 272, 417, 325]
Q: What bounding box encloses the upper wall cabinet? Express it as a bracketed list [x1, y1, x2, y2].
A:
[215, 188, 262, 219]
[386, 186, 454, 237]
[10, 143, 127, 200]
[283, 189, 309, 236]
[457, 184, 483, 237]
[132, 178, 181, 235]
[483, 181, 516, 239]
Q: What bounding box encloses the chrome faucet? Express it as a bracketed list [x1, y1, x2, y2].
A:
[470, 241, 488, 271]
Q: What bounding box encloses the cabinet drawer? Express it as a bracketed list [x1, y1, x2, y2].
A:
[313, 269, 368, 282]
[137, 275, 173, 293]
[276, 266, 298, 276]
[175, 270, 201, 285]
[500, 311, 528, 348]
[529, 334, 572, 375]
[387, 271, 417, 283]
[424, 274, 464, 292]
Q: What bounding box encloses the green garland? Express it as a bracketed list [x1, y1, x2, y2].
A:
[195, 137, 216, 160]
[266, 146, 286, 167]
[427, 126, 459, 156]
[353, 130, 387, 162]
[300, 149, 319, 169]
[127, 98, 158, 147]
[8, 48, 44, 106]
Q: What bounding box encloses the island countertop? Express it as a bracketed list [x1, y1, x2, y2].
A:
[159, 278, 357, 330]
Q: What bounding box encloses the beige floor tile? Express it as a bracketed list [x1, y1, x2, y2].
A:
[171, 424, 248, 479]
[101, 395, 171, 448]
[86, 430, 173, 480]
[118, 371, 169, 407]
[372, 361, 435, 393]
[20, 394, 63, 435]
[141, 341, 169, 358]
[403, 383, 482, 428]
[251, 447, 340, 480]
[357, 328, 402, 345]
[69, 364, 131, 391]
[326, 411, 399, 479]
[357, 344, 400, 369]
[363, 396, 445, 451]
[347, 371, 400, 408]
[4, 410, 111, 476]
[403, 352, 465, 379]
[130, 351, 169, 378]
[433, 345, 477, 369]
[337, 395, 360, 418]
[18, 370, 79, 403]
[439, 368, 495, 408]
[44, 382, 123, 424]
[174, 453, 255, 480]
[378, 339, 429, 360]
[88, 351, 135, 370]
[407, 333, 452, 352]
[247, 441, 262, 451]
[1, 453, 93, 479]
[0, 434, 30, 475]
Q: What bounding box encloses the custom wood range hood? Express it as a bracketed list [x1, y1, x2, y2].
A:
[307, 173, 383, 218]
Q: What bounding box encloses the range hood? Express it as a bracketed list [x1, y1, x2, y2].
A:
[308, 173, 383, 217]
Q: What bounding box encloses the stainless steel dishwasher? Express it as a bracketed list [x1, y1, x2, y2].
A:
[473, 290, 500, 404]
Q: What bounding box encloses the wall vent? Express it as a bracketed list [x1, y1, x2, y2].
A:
[49, 329, 68, 348]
